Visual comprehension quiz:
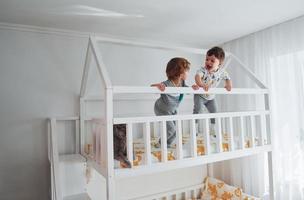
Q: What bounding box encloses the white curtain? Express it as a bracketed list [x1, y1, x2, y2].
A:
[213, 15, 304, 199]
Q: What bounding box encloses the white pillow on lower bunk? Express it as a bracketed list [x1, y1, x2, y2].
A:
[201, 177, 243, 200]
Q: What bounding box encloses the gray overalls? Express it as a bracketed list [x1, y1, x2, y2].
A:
[154, 80, 186, 145]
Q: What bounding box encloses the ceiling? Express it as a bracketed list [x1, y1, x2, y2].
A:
[0, 0, 304, 48]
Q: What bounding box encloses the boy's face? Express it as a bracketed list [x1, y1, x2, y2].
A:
[205, 55, 221, 71]
[180, 70, 189, 81]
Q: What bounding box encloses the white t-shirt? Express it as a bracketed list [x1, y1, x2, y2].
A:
[196, 66, 230, 100]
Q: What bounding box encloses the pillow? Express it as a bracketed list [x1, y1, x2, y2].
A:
[201, 177, 243, 200]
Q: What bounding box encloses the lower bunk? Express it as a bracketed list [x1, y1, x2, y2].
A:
[56, 153, 261, 200]
[133, 176, 260, 200]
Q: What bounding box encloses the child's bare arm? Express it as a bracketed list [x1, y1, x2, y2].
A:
[224, 80, 232, 91]
[195, 74, 209, 91]
[151, 83, 166, 91]
[195, 74, 203, 86]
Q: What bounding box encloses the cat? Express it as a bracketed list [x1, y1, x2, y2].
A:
[113, 124, 132, 168]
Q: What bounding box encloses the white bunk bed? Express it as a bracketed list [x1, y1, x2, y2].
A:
[48, 36, 274, 200]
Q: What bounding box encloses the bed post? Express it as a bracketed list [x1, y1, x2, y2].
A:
[88, 36, 115, 200]
[106, 88, 115, 200]
[265, 93, 274, 200]
[80, 98, 85, 156]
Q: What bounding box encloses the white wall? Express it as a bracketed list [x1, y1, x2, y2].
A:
[0, 26, 207, 200]
[0, 27, 88, 200]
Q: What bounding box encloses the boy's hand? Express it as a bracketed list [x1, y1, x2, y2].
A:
[192, 84, 199, 90]
[224, 85, 231, 91]
[151, 83, 165, 91]
[202, 83, 209, 91]
[224, 80, 232, 91]
[157, 83, 166, 91]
